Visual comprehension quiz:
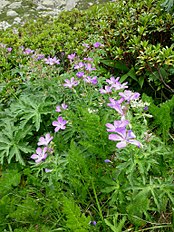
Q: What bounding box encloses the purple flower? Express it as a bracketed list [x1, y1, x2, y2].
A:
[67, 53, 76, 61]
[74, 62, 84, 69]
[36, 54, 45, 60]
[106, 76, 120, 85]
[83, 57, 93, 61]
[7, 47, 12, 52]
[84, 76, 98, 85]
[31, 147, 48, 163]
[85, 63, 96, 72]
[112, 82, 128, 91]
[106, 120, 129, 132]
[91, 76, 98, 85]
[90, 221, 97, 226]
[82, 43, 90, 48]
[107, 98, 125, 116]
[61, 103, 68, 110]
[109, 129, 142, 149]
[52, 116, 67, 132]
[23, 48, 34, 55]
[104, 159, 112, 163]
[144, 106, 148, 111]
[106, 77, 128, 90]
[55, 103, 68, 112]
[119, 90, 140, 103]
[37, 133, 53, 146]
[63, 77, 79, 89]
[45, 56, 60, 65]
[45, 168, 52, 173]
[76, 71, 84, 78]
[100, 86, 112, 94]
[56, 105, 61, 112]
[93, 42, 103, 48]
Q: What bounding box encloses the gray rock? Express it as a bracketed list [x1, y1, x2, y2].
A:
[8, 2, 22, 9]
[0, 0, 10, 10]
[42, 0, 54, 7]
[0, 21, 11, 30]
[13, 17, 22, 23]
[65, 0, 77, 10]
[7, 10, 18, 17]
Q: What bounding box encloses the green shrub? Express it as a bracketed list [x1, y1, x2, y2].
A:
[0, 0, 173, 99]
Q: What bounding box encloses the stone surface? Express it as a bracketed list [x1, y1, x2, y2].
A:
[42, 0, 55, 7]
[8, 2, 22, 9]
[0, 0, 10, 10]
[6, 10, 18, 17]
[0, 20, 11, 30]
[0, 0, 111, 30]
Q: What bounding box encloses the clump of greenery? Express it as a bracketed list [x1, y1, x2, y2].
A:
[0, 38, 173, 231]
[0, 0, 174, 100]
[0, 0, 174, 231]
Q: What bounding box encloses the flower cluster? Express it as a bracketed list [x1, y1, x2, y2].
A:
[44, 56, 60, 65]
[31, 133, 53, 163]
[31, 103, 68, 164]
[100, 76, 128, 94]
[104, 77, 142, 149]
[64, 47, 101, 89]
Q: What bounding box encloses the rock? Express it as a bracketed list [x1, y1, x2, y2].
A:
[42, 0, 54, 7]
[0, 21, 11, 30]
[0, 0, 10, 10]
[65, 0, 77, 10]
[13, 17, 22, 23]
[8, 2, 22, 9]
[6, 10, 18, 17]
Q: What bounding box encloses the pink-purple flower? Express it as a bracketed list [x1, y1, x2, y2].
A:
[45, 168, 53, 173]
[68, 53, 76, 61]
[55, 103, 68, 112]
[31, 147, 48, 163]
[107, 98, 125, 116]
[45, 56, 60, 65]
[23, 48, 34, 55]
[104, 159, 112, 163]
[109, 128, 142, 149]
[37, 133, 53, 146]
[106, 77, 128, 90]
[84, 76, 98, 85]
[7, 47, 12, 52]
[85, 63, 96, 72]
[52, 116, 67, 132]
[119, 90, 140, 102]
[82, 43, 90, 48]
[76, 71, 84, 78]
[106, 120, 129, 132]
[100, 86, 112, 94]
[63, 77, 79, 89]
[74, 62, 84, 69]
[93, 42, 103, 48]
[36, 54, 45, 60]
[83, 57, 93, 61]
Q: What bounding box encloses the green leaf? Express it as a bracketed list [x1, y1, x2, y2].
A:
[0, 120, 33, 165]
[120, 67, 138, 83]
[101, 60, 129, 72]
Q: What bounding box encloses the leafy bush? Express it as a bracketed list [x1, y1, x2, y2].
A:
[0, 0, 174, 99]
[0, 1, 174, 231]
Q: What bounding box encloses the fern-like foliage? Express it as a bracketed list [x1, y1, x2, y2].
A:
[0, 119, 33, 165]
[63, 197, 91, 232]
[0, 168, 21, 196]
[105, 213, 126, 232]
[142, 94, 174, 142]
[66, 140, 92, 201]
